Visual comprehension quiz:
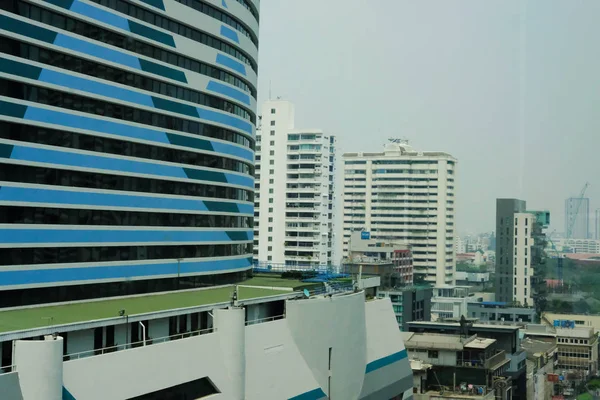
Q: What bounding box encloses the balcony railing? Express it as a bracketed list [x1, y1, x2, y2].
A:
[63, 327, 216, 361]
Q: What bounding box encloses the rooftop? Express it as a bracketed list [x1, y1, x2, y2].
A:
[404, 332, 482, 351]
[521, 338, 557, 358]
[0, 285, 290, 334]
[408, 321, 520, 332]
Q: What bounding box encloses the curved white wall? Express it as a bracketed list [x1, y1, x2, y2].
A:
[286, 291, 367, 399]
[15, 336, 63, 400]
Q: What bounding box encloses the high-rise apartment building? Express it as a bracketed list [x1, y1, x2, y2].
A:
[565, 197, 590, 239]
[253, 100, 336, 268]
[495, 199, 549, 307]
[0, 0, 257, 305]
[342, 140, 457, 285]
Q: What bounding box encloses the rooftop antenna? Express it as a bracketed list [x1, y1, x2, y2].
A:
[388, 137, 409, 145]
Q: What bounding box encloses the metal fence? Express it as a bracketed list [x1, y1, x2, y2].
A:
[63, 327, 215, 361]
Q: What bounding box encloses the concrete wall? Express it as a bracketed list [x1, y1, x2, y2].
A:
[66, 330, 94, 357]
[286, 291, 367, 399]
[12, 294, 411, 400]
[0, 371, 23, 400]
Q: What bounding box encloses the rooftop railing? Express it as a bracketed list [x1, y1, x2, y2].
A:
[63, 327, 216, 361]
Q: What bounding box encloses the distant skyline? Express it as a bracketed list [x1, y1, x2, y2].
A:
[256, 0, 600, 234]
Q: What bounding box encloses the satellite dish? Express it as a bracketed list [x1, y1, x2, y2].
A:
[303, 289, 310, 298]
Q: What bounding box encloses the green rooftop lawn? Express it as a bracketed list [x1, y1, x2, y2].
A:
[241, 276, 304, 288]
[0, 286, 288, 334]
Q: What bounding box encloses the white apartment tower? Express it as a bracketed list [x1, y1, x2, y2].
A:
[343, 140, 457, 285]
[254, 100, 336, 268]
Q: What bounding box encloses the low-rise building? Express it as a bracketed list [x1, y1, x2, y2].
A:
[468, 301, 537, 325]
[407, 321, 528, 400]
[523, 324, 599, 382]
[403, 331, 511, 400]
[455, 271, 490, 290]
[431, 286, 471, 321]
[521, 337, 558, 400]
[343, 231, 413, 287]
[542, 312, 600, 332]
[378, 286, 433, 331]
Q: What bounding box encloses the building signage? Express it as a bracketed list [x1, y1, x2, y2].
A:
[361, 231, 370, 240]
[553, 320, 575, 328]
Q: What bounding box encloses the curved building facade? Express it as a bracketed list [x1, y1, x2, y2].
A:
[0, 0, 258, 306]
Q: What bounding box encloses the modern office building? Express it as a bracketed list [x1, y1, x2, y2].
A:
[495, 200, 549, 307]
[253, 100, 336, 268]
[342, 139, 457, 285]
[0, 0, 259, 305]
[565, 197, 590, 239]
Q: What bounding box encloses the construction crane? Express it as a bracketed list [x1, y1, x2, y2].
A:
[566, 182, 590, 239]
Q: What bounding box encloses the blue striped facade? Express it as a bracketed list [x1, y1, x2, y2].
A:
[0, 0, 258, 293]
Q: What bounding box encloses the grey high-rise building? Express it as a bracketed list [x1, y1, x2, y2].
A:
[496, 199, 526, 303]
[495, 199, 550, 307]
[565, 197, 590, 239]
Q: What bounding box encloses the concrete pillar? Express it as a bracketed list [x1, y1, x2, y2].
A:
[15, 335, 63, 400]
[213, 307, 245, 400]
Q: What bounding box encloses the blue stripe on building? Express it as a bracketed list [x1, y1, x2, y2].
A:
[0, 100, 254, 161]
[288, 388, 327, 400]
[215, 54, 247, 76]
[0, 257, 253, 287]
[365, 349, 408, 373]
[53, 33, 142, 69]
[206, 81, 251, 106]
[0, 186, 253, 215]
[68, 0, 130, 31]
[221, 0, 228, 9]
[36, 68, 155, 107]
[196, 108, 253, 135]
[1, 56, 251, 136]
[0, 14, 58, 43]
[128, 20, 176, 47]
[220, 25, 240, 43]
[0, 143, 254, 188]
[0, 228, 252, 245]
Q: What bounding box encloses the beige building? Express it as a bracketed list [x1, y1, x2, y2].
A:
[542, 312, 600, 333]
[342, 140, 457, 286]
[524, 324, 599, 380]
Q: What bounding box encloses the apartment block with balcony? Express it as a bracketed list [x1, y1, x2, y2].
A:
[408, 321, 529, 400]
[404, 332, 512, 400]
[254, 100, 336, 268]
[342, 139, 457, 286]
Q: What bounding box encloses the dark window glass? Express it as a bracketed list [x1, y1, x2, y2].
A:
[0, 78, 253, 148]
[0, 206, 252, 228]
[10, 5, 255, 96]
[0, 243, 252, 266]
[0, 164, 253, 201]
[0, 122, 253, 174]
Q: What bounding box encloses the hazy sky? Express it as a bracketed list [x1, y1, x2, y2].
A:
[256, 0, 600, 235]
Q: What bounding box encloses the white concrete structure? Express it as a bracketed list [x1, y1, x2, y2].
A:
[342, 140, 457, 285]
[512, 213, 534, 307]
[554, 238, 600, 254]
[430, 285, 470, 321]
[254, 100, 336, 268]
[0, 294, 413, 400]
